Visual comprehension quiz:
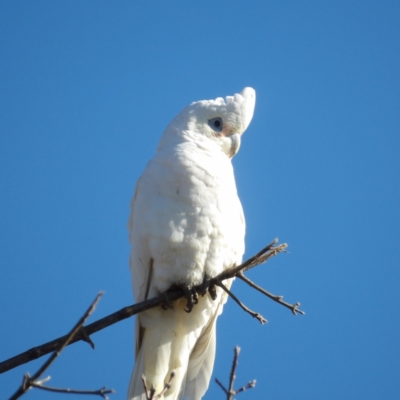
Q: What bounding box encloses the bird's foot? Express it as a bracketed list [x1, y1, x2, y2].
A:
[161, 292, 174, 310]
[172, 284, 198, 313]
[163, 284, 198, 312]
[200, 275, 217, 301]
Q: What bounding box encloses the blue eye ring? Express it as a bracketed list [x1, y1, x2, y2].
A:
[208, 117, 223, 133]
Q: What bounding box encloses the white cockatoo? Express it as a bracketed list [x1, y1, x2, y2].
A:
[127, 87, 256, 400]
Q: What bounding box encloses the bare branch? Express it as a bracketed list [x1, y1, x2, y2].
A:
[216, 281, 267, 324]
[235, 380, 256, 395]
[142, 372, 175, 400]
[34, 376, 51, 385]
[8, 293, 114, 400]
[215, 378, 229, 395]
[1, 290, 185, 374]
[229, 346, 240, 395]
[30, 379, 114, 399]
[33, 292, 102, 380]
[237, 273, 305, 315]
[1, 239, 301, 375]
[141, 374, 155, 400]
[215, 347, 256, 399]
[217, 239, 288, 281]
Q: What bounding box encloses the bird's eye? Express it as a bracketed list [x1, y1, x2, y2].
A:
[208, 117, 223, 133]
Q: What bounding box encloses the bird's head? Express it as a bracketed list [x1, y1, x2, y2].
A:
[160, 87, 256, 158]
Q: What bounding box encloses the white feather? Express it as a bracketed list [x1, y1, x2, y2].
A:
[128, 88, 256, 400]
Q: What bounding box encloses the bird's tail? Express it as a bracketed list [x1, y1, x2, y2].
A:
[127, 339, 148, 400]
[127, 300, 194, 400]
[182, 311, 217, 400]
[127, 285, 230, 400]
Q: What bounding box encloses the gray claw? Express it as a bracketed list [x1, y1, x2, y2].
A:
[161, 292, 174, 310]
[200, 276, 211, 297]
[209, 284, 217, 300]
[181, 285, 197, 313]
[200, 275, 217, 301]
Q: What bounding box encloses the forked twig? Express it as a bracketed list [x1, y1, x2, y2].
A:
[215, 347, 256, 400]
[237, 273, 305, 315]
[8, 292, 114, 400]
[216, 238, 287, 282]
[213, 238, 304, 322]
[216, 281, 268, 324]
[1, 238, 303, 375]
[141, 375, 155, 400]
[30, 379, 113, 399]
[142, 372, 175, 400]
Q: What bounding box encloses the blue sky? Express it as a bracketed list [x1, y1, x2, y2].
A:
[1, 1, 399, 399]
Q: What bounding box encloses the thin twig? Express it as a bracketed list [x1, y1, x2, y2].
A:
[30, 380, 114, 399]
[8, 293, 109, 400]
[215, 347, 256, 399]
[141, 375, 155, 400]
[216, 281, 268, 324]
[215, 378, 229, 395]
[217, 239, 288, 280]
[235, 380, 257, 395]
[34, 376, 51, 385]
[237, 273, 305, 315]
[229, 347, 240, 395]
[154, 372, 175, 399]
[34, 293, 102, 380]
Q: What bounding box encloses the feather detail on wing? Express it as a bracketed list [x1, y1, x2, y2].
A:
[128, 177, 152, 304]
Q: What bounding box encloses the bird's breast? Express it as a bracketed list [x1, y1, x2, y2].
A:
[135, 143, 245, 291]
